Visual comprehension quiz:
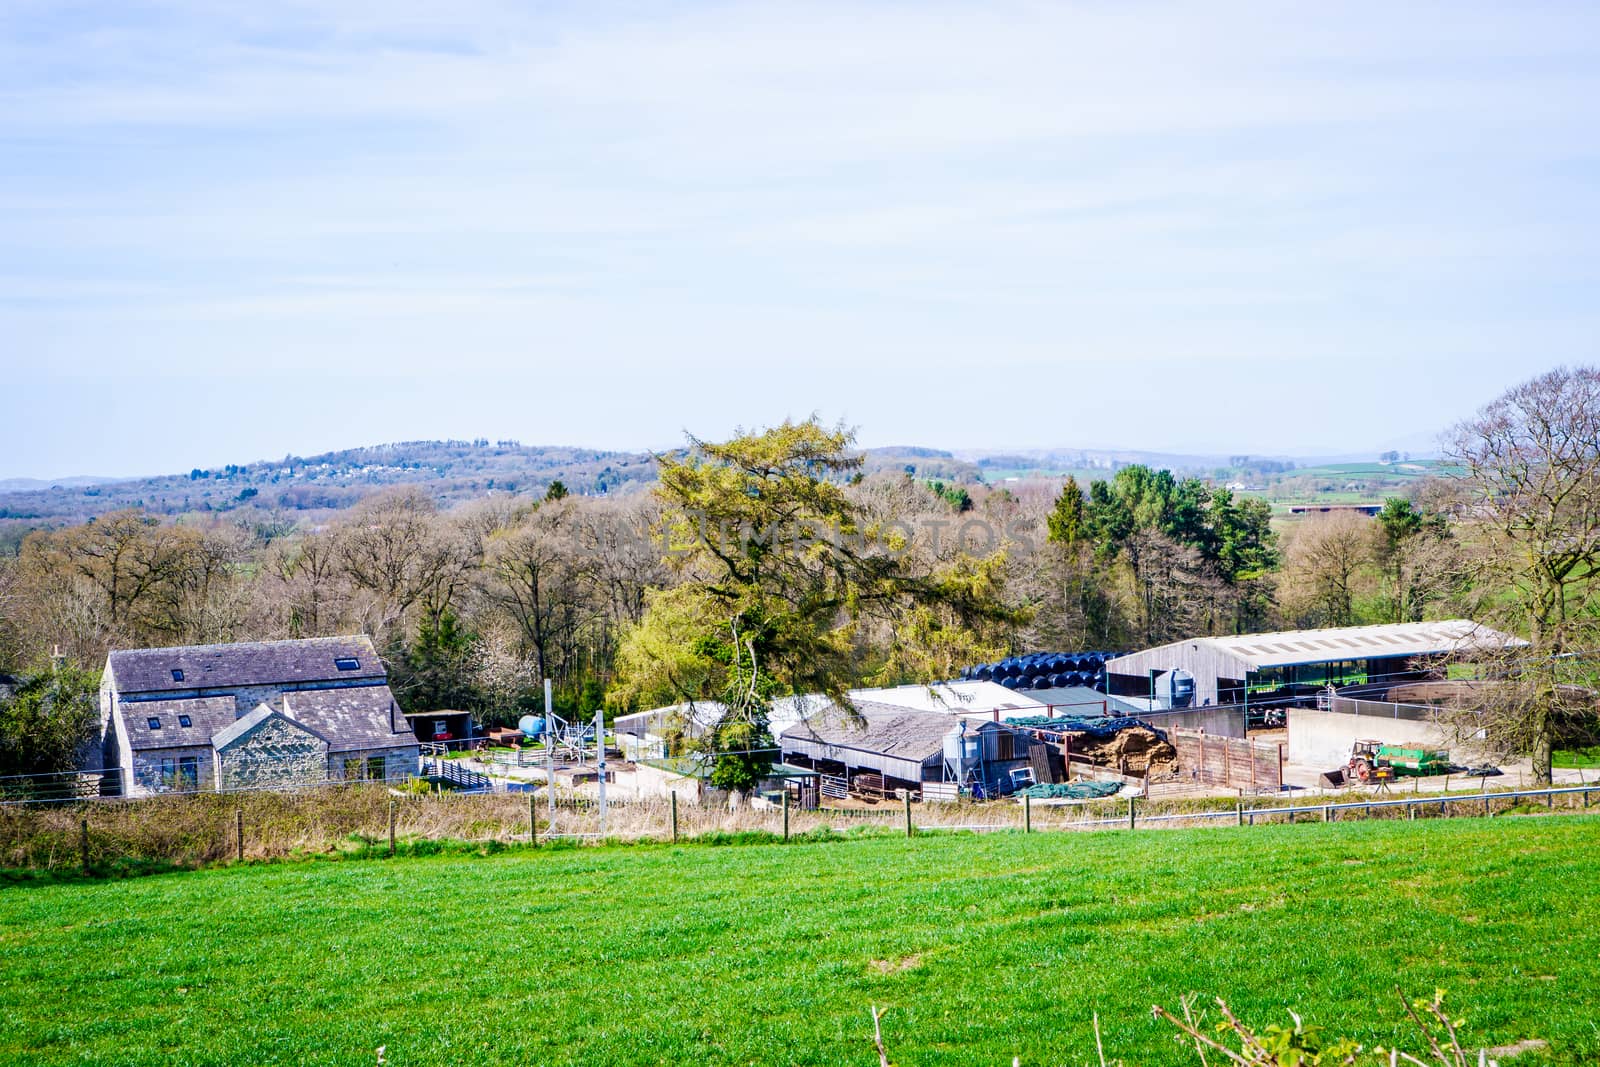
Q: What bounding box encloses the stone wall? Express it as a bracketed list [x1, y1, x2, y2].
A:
[327, 746, 420, 782]
[216, 717, 329, 791]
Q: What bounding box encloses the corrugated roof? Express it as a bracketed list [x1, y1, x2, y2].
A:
[848, 681, 1049, 717]
[1107, 620, 1525, 673]
[780, 701, 981, 763]
[107, 636, 385, 694]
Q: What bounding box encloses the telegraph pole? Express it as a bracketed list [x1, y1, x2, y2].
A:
[595, 704, 608, 836]
[544, 678, 555, 817]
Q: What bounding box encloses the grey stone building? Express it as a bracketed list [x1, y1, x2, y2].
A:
[99, 635, 420, 796]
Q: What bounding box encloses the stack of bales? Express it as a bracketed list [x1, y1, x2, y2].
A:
[959, 651, 1121, 693]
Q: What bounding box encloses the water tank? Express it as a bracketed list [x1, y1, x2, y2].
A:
[1170, 670, 1196, 708]
[518, 715, 544, 738]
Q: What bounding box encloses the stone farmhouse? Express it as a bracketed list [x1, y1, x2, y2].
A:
[98, 635, 419, 796]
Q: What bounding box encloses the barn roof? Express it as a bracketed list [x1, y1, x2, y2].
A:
[107, 636, 385, 694]
[849, 680, 1049, 718]
[780, 701, 995, 763]
[1107, 620, 1525, 676]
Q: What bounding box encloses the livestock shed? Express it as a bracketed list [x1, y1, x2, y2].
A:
[1105, 620, 1525, 712]
[779, 701, 1036, 799]
[848, 681, 1048, 720]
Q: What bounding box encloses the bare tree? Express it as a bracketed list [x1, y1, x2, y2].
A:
[336, 489, 461, 643]
[1277, 511, 1377, 628]
[261, 530, 352, 638]
[1447, 365, 1600, 782]
[484, 501, 599, 685]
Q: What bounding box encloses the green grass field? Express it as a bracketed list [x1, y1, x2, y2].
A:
[2, 817, 1596, 1066]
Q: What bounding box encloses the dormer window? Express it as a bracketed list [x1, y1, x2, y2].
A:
[147, 717, 161, 730]
[178, 715, 192, 728]
[334, 657, 361, 671]
[171, 669, 184, 682]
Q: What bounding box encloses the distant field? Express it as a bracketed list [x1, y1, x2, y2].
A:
[2, 817, 1595, 1066]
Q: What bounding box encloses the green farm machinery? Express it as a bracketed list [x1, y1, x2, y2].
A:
[1346, 740, 1451, 784]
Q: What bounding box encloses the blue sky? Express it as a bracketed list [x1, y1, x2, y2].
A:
[3, 1, 1597, 478]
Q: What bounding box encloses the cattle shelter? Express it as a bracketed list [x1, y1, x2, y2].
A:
[1105, 620, 1524, 710]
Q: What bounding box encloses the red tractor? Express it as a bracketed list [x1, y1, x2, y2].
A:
[1346, 740, 1397, 785]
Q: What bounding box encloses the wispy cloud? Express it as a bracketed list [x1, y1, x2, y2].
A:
[3, 1, 1598, 474]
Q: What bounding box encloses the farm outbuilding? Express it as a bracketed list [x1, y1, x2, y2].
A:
[779, 701, 1037, 799]
[1104, 620, 1524, 712]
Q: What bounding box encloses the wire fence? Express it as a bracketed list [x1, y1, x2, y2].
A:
[5, 777, 1597, 875]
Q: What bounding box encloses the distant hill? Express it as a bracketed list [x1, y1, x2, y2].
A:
[0, 438, 1441, 537]
[0, 440, 661, 527]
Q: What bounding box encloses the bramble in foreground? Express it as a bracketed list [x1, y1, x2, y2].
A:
[870, 989, 1546, 1066]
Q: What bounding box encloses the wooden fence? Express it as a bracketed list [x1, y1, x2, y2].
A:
[1171, 729, 1283, 791]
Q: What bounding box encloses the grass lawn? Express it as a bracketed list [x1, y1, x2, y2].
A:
[2, 817, 1597, 1066]
[1554, 746, 1600, 769]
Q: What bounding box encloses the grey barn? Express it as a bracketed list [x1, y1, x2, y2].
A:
[98, 635, 419, 796]
[778, 701, 1036, 798]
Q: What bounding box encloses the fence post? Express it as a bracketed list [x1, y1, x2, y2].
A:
[386, 798, 396, 856]
[1024, 792, 1032, 834]
[1547, 788, 1554, 810]
[782, 788, 790, 841]
[529, 792, 537, 847]
[237, 807, 244, 862]
[1127, 797, 1136, 831]
[904, 792, 913, 838]
[1236, 799, 1243, 826]
[80, 818, 90, 875]
[1322, 804, 1330, 823]
[670, 790, 679, 844]
[1408, 801, 1416, 821]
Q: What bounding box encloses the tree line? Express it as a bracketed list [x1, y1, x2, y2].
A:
[2, 367, 1598, 783]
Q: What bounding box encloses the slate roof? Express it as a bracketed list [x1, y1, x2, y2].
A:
[120, 695, 239, 752]
[212, 704, 328, 751]
[279, 688, 416, 754]
[107, 636, 385, 694]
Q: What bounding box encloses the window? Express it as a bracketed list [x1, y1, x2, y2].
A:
[177, 756, 199, 790]
[996, 732, 1014, 761]
[178, 715, 192, 728]
[160, 757, 175, 784]
[147, 717, 161, 730]
[367, 756, 386, 781]
[171, 669, 184, 682]
[343, 757, 364, 780]
[334, 657, 361, 671]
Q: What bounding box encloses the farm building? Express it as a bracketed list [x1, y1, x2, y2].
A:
[849, 680, 1049, 719]
[1104, 620, 1524, 712]
[98, 635, 420, 796]
[403, 709, 478, 746]
[612, 695, 826, 761]
[779, 701, 1038, 799]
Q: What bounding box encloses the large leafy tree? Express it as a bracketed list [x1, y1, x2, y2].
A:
[0, 662, 100, 780]
[1448, 366, 1600, 783]
[610, 419, 1017, 791]
[1082, 465, 1277, 641]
